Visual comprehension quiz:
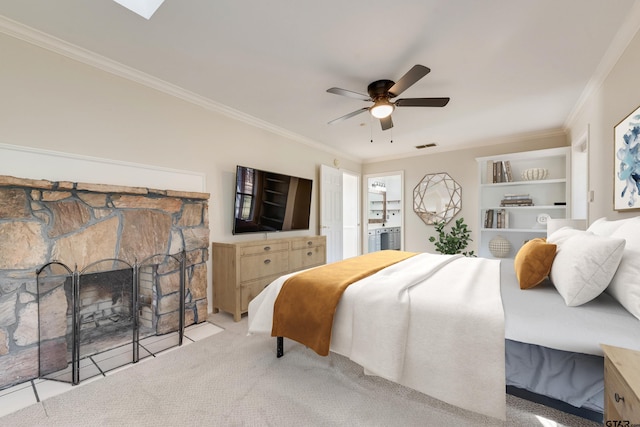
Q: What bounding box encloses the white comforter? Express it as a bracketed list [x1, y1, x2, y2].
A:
[248, 253, 505, 420]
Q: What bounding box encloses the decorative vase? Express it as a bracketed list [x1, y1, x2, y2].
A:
[489, 235, 511, 258]
[521, 168, 548, 181]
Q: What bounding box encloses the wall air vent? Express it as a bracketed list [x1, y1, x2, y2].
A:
[415, 143, 437, 149]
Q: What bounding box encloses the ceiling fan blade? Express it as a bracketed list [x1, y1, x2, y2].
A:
[380, 115, 393, 131]
[388, 65, 430, 97]
[395, 97, 450, 107]
[326, 87, 371, 101]
[328, 107, 369, 125]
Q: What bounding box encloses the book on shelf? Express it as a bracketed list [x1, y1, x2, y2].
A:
[503, 161, 513, 182]
[486, 160, 493, 184]
[484, 209, 494, 228]
[500, 199, 534, 206]
[489, 160, 512, 183]
[496, 209, 508, 228]
[501, 193, 533, 206]
[502, 193, 530, 199]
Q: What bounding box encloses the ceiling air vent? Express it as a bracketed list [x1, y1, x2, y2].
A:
[415, 143, 437, 149]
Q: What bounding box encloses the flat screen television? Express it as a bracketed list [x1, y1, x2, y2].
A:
[233, 165, 313, 234]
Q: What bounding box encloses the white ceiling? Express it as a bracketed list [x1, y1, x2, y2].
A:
[1, 0, 639, 162]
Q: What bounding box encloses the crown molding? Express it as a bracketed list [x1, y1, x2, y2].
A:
[564, 2, 640, 128]
[0, 15, 362, 164]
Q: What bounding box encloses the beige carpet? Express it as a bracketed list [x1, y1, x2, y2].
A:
[0, 313, 600, 426]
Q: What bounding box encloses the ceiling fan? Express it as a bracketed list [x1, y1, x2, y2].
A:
[326, 64, 449, 131]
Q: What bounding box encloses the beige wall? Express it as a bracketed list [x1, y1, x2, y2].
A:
[0, 34, 361, 243]
[567, 26, 640, 223]
[0, 33, 361, 313]
[363, 132, 568, 254]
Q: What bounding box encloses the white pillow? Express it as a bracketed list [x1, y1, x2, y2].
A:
[546, 226, 582, 244]
[608, 217, 640, 320]
[547, 229, 625, 306]
[587, 217, 635, 237]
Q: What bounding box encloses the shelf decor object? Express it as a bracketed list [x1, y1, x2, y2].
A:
[614, 103, 640, 211]
[488, 235, 511, 258]
[413, 172, 461, 225]
[521, 168, 548, 181]
[536, 213, 551, 228]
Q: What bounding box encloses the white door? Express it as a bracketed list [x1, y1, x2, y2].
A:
[320, 164, 343, 263]
[342, 172, 360, 259]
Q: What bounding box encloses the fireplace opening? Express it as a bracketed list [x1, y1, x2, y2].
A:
[77, 265, 135, 357]
[36, 253, 186, 384]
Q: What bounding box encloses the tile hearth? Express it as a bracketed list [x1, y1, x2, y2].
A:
[0, 321, 223, 419]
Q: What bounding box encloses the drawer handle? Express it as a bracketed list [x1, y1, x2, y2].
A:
[264, 246, 271, 251]
[264, 259, 271, 265]
[615, 392, 625, 403]
[307, 241, 313, 246]
[307, 251, 313, 256]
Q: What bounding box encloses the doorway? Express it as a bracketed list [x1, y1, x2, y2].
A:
[363, 171, 404, 253]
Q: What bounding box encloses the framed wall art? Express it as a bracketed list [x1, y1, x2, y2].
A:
[614, 104, 640, 211]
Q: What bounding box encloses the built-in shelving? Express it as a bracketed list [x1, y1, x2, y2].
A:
[476, 147, 570, 259]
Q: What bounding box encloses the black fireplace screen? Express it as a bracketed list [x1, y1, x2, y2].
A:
[36, 252, 186, 385]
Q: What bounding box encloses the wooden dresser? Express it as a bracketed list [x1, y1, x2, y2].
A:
[602, 344, 640, 424]
[212, 235, 326, 321]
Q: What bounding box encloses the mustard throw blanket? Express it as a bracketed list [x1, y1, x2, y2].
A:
[271, 250, 417, 356]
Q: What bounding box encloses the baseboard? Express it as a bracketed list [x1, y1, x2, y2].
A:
[506, 385, 603, 423]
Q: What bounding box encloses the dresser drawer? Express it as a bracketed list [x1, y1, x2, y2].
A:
[240, 251, 289, 282]
[240, 276, 278, 312]
[605, 356, 640, 422]
[289, 246, 325, 271]
[240, 241, 289, 256]
[291, 237, 324, 250]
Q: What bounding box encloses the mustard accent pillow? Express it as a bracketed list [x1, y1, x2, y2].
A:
[514, 238, 557, 289]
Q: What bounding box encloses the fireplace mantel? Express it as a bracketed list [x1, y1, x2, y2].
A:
[0, 175, 209, 200]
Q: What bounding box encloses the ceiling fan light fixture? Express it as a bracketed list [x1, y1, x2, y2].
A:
[327, 65, 448, 130]
[370, 99, 394, 119]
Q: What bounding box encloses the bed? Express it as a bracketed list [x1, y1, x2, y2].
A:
[247, 216, 640, 422]
[503, 216, 640, 420]
[502, 260, 640, 420]
[249, 252, 506, 420]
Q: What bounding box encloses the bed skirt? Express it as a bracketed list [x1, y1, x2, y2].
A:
[505, 339, 604, 419]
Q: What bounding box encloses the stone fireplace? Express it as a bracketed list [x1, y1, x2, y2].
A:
[0, 175, 210, 390]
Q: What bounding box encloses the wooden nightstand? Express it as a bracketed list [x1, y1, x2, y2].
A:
[601, 344, 640, 424]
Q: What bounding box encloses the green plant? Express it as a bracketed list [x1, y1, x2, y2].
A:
[428, 217, 475, 256]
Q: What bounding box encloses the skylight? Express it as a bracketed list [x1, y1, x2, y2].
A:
[112, 0, 165, 20]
